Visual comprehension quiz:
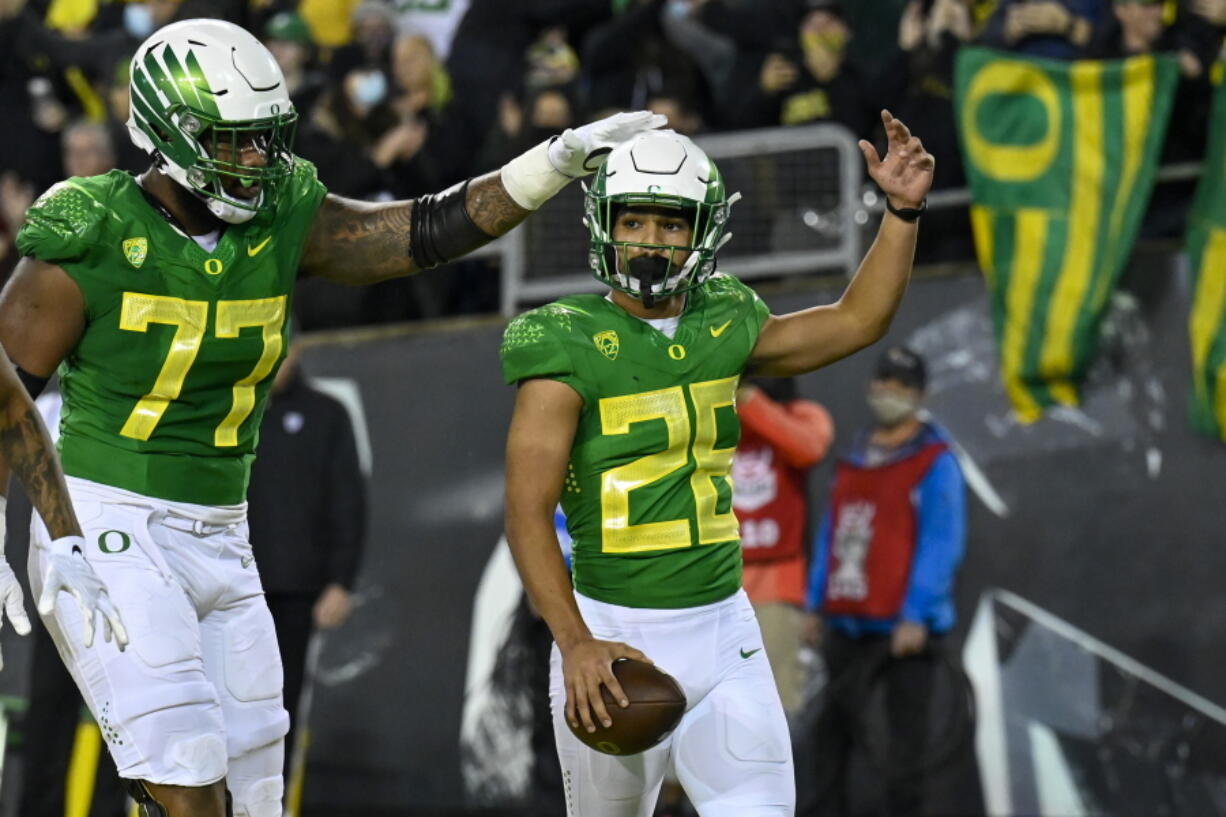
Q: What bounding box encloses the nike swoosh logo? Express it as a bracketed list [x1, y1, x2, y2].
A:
[739, 647, 761, 659]
[241, 554, 254, 568]
[247, 237, 272, 257]
[710, 320, 733, 337]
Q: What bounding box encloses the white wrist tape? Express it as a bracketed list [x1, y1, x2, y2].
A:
[500, 139, 572, 211]
[49, 535, 86, 557]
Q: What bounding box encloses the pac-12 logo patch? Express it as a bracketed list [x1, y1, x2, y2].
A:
[593, 330, 620, 360]
[122, 237, 148, 268]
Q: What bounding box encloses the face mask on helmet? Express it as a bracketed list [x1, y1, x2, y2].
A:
[598, 205, 697, 308]
[127, 19, 299, 224]
[583, 130, 740, 304]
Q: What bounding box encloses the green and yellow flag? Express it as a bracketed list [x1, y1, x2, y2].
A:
[955, 47, 1178, 421]
[1188, 78, 1226, 440]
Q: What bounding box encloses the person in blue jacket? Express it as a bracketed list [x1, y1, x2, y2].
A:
[803, 345, 966, 817]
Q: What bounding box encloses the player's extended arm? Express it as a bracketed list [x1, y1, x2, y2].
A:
[300, 111, 667, 284]
[749, 111, 935, 376]
[505, 378, 648, 734]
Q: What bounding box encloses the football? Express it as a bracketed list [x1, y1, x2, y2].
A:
[567, 658, 687, 756]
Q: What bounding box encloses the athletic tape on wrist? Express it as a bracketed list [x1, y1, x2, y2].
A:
[499, 138, 572, 211]
[49, 535, 86, 557]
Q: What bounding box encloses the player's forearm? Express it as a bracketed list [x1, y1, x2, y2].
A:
[299, 171, 533, 285]
[465, 171, 532, 238]
[506, 516, 590, 650]
[751, 213, 918, 376]
[0, 391, 79, 540]
[836, 212, 918, 344]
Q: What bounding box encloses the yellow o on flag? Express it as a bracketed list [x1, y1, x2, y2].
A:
[964, 61, 1062, 182]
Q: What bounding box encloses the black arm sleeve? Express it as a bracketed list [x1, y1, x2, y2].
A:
[323, 405, 366, 590]
[408, 178, 497, 270]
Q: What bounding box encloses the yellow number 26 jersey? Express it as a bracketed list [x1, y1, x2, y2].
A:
[501, 274, 771, 609]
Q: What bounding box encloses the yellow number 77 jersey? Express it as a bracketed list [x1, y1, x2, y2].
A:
[501, 274, 770, 610]
[15, 164, 327, 506]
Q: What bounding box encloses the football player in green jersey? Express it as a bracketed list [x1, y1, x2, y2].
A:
[502, 116, 934, 816]
[0, 17, 664, 817]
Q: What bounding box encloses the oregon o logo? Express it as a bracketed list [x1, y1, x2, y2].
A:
[98, 530, 131, 554]
[204, 258, 224, 276]
[963, 61, 1061, 182]
[668, 344, 686, 360]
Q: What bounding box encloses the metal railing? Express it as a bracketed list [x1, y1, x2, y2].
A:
[492, 123, 865, 316]
[476, 126, 1202, 317]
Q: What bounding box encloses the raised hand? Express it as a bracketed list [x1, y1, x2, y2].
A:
[859, 110, 935, 210]
[547, 111, 669, 178]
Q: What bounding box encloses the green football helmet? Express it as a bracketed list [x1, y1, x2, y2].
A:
[127, 19, 298, 224]
[584, 130, 739, 304]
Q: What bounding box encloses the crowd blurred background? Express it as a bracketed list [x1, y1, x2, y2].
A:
[0, 0, 1221, 327]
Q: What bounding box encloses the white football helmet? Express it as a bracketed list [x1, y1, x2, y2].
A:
[128, 19, 297, 224]
[583, 129, 739, 302]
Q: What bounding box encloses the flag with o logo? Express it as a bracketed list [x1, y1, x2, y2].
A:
[955, 47, 1177, 421]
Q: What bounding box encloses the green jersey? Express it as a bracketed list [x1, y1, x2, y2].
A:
[15, 162, 327, 506]
[501, 274, 771, 609]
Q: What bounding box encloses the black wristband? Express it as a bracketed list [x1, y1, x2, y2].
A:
[409, 179, 497, 270]
[886, 197, 926, 222]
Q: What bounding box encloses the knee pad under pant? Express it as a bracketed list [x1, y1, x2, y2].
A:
[232, 775, 283, 817]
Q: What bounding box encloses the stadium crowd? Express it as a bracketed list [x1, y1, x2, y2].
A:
[0, 0, 1221, 328]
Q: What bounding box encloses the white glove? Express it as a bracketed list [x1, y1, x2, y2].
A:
[38, 535, 129, 651]
[0, 495, 31, 672]
[501, 110, 668, 210]
[0, 556, 32, 673]
[546, 110, 669, 178]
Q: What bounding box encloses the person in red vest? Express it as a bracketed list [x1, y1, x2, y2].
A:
[733, 377, 833, 716]
[803, 345, 966, 817]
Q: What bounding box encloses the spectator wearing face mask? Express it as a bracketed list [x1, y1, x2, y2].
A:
[293, 66, 397, 200]
[803, 346, 967, 817]
[724, 0, 873, 136]
[980, 0, 1107, 59]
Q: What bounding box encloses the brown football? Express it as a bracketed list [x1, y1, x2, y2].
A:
[567, 658, 687, 756]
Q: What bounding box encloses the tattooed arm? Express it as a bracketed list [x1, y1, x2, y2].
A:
[298, 111, 670, 285]
[0, 360, 80, 538]
[0, 258, 85, 527]
[298, 170, 528, 284]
